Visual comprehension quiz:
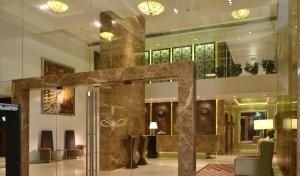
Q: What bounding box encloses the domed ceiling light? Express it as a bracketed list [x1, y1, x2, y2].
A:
[47, 0, 69, 13]
[231, 9, 250, 20]
[138, 1, 165, 16]
[99, 32, 114, 42]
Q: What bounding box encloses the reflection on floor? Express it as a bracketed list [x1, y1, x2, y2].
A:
[0, 155, 283, 176]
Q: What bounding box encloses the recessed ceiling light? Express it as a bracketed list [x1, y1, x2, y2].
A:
[94, 21, 101, 28]
[156, 43, 160, 46]
[233, 96, 237, 98]
[194, 38, 198, 41]
[47, 0, 69, 13]
[112, 20, 116, 24]
[231, 9, 250, 20]
[173, 8, 179, 14]
[138, 1, 165, 16]
[39, 4, 49, 11]
[248, 31, 252, 34]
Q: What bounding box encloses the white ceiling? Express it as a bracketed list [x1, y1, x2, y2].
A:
[0, 0, 280, 64]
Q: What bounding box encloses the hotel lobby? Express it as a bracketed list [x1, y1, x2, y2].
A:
[0, 0, 299, 176]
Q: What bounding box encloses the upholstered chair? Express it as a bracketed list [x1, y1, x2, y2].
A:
[234, 141, 274, 176]
[39, 130, 63, 162]
[64, 130, 84, 159]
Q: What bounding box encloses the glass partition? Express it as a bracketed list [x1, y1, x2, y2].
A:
[29, 87, 59, 176]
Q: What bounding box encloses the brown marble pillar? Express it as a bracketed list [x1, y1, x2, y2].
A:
[177, 64, 196, 176]
[98, 11, 145, 171]
[11, 87, 29, 176]
[217, 100, 225, 154]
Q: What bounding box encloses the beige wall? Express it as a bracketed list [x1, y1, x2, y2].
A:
[145, 74, 277, 102]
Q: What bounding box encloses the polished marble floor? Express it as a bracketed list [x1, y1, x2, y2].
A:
[0, 155, 282, 176]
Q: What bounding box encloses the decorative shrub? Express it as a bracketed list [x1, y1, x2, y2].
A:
[244, 62, 259, 75]
[262, 59, 276, 74]
[216, 66, 226, 78]
[230, 64, 243, 77]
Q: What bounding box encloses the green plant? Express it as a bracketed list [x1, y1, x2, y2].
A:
[230, 64, 243, 77]
[216, 66, 227, 78]
[262, 59, 276, 74]
[244, 62, 259, 75]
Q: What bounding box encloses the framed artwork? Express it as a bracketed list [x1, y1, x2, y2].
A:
[41, 58, 75, 116]
[42, 58, 75, 75]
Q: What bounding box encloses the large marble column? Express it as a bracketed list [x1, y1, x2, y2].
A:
[217, 100, 226, 154]
[97, 11, 145, 171]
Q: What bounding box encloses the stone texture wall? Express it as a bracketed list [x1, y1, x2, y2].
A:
[97, 11, 146, 171]
[217, 100, 226, 154]
[156, 135, 219, 153]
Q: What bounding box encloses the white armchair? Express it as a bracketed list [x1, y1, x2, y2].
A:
[234, 141, 274, 176]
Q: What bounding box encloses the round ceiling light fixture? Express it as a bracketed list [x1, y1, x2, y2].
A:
[100, 32, 114, 41]
[138, 1, 165, 16]
[231, 9, 250, 20]
[47, 0, 69, 13]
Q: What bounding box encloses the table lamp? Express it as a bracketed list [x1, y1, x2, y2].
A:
[292, 119, 297, 129]
[149, 122, 158, 136]
[254, 119, 273, 137]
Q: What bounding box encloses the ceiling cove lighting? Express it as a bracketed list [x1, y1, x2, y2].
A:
[99, 32, 114, 41]
[231, 9, 250, 20]
[47, 0, 69, 13]
[234, 97, 269, 106]
[138, 1, 165, 16]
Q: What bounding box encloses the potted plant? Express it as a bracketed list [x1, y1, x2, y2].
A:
[262, 59, 276, 74]
[216, 66, 227, 78]
[229, 64, 243, 77]
[244, 62, 259, 75]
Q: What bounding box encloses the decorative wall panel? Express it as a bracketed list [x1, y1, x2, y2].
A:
[144, 51, 150, 65]
[194, 43, 215, 79]
[151, 48, 170, 64]
[172, 46, 192, 62]
[196, 100, 216, 135]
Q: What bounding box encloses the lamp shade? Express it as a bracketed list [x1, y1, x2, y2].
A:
[254, 119, 273, 130]
[138, 1, 165, 16]
[231, 9, 250, 20]
[292, 119, 297, 129]
[149, 122, 158, 129]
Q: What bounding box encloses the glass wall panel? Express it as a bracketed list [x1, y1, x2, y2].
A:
[29, 87, 59, 176]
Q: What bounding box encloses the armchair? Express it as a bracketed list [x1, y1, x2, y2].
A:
[39, 130, 63, 162]
[65, 130, 84, 159]
[234, 141, 274, 176]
